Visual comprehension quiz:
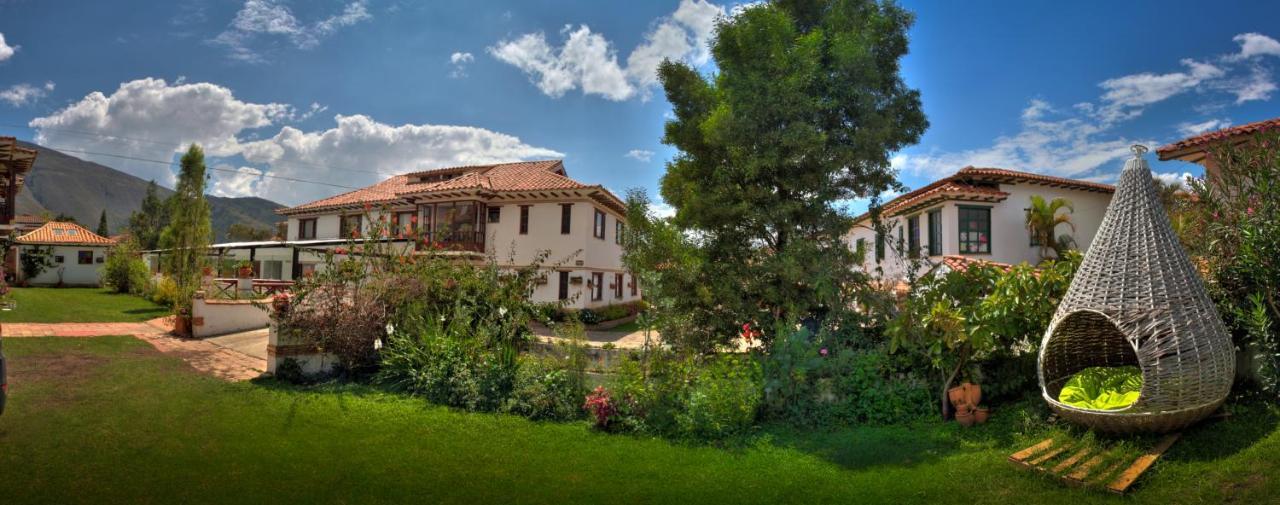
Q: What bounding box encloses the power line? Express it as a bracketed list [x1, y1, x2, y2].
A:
[0, 123, 402, 178]
[42, 145, 361, 190]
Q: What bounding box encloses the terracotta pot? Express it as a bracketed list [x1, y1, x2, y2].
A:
[173, 316, 191, 337]
[955, 409, 976, 427]
[237, 266, 253, 278]
[947, 384, 968, 407]
[963, 382, 982, 407]
[974, 406, 990, 424]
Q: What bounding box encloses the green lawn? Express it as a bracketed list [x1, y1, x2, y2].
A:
[1, 336, 1276, 504]
[0, 288, 168, 323]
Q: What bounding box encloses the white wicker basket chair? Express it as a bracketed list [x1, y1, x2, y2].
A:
[1037, 145, 1234, 433]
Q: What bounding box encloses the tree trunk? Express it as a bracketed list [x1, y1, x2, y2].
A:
[939, 347, 970, 420]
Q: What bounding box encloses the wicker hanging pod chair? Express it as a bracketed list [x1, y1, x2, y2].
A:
[1037, 145, 1234, 433]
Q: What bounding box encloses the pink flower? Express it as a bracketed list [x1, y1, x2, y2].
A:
[820, 348, 829, 357]
[1247, 207, 1255, 216]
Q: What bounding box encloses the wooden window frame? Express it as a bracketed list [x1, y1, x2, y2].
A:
[487, 206, 501, 224]
[78, 250, 94, 265]
[957, 205, 992, 255]
[614, 272, 623, 299]
[519, 205, 530, 235]
[593, 209, 606, 240]
[615, 220, 624, 245]
[591, 272, 604, 301]
[560, 204, 573, 235]
[927, 209, 942, 256]
[558, 271, 570, 300]
[907, 215, 920, 259]
[875, 230, 885, 263]
[297, 218, 317, 240]
[339, 214, 362, 238]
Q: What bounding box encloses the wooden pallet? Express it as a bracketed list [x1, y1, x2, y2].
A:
[1008, 433, 1181, 494]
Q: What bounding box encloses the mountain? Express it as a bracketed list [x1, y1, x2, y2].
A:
[13, 141, 286, 241]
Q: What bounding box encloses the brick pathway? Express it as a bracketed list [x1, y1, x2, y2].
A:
[2, 317, 265, 382]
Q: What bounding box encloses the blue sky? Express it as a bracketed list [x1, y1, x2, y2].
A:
[0, 0, 1277, 213]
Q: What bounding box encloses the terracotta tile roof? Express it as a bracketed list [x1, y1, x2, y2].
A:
[854, 166, 1113, 223]
[938, 255, 1012, 273]
[282, 160, 618, 214]
[16, 221, 116, 246]
[1157, 117, 1280, 159]
[0, 136, 37, 196]
[13, 214, 46, 225]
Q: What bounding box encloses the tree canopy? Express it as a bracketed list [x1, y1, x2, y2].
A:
[127, 180, 170, 250]
[648, 0, 927, 346]
[159, 144, 212, 312]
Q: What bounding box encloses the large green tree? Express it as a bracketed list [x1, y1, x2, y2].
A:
[127, 180, 171, 250]
[654, 0, 926, 344]
[160, 144, 212, 312]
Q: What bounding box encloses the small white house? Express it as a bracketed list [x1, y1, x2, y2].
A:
[15, 221, 116, 286]
[847, 167, 1115, 281]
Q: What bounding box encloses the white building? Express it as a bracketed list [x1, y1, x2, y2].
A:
[847, 167, 1114, 280]
[15, 221, 116, 286]
[214, 160, 640, 309]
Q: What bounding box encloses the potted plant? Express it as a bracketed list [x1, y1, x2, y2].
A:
[962, 381, 982, 407]
[173, 306, 191, 337]
[954, 404, 976, 427]
[236, 260, 254, 279]
[974, 406, 990, 424]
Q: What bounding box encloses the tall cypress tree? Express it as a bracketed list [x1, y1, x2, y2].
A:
[655, 0, 927, 344]
[127, 180, 170, 250]
[96, 210, 110, 237]
[160, 144, 212, 311]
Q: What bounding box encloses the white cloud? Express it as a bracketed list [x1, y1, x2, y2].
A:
[1153, 171, 1194, 189]
[449, 51, 474, 78]
[210, 165, 266, 197]
[1230, 33, 1280, 61]
[1097, 59, 1223, 116]
[648, 199, 676, 219]
[212, 0, 371, 63]
[29, 78, 294, 185]
[489, 0, 725, 101]
[1176, 119, 1230, 137]
[30, 78, 564, 205]
[489, 25, 635, 100]
[240, 114, 564, 204]
[894, 100, 1147, 181]
[1223, 65, 1277, 104]
[0, 81, 54, 107]
[0, 33, 17, 62]
[625, 149, 654, 162]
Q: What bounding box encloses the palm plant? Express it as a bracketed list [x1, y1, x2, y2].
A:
[1025, 195, 1075, 261]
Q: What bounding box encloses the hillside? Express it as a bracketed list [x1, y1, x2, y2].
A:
[13, 141, 285, 241]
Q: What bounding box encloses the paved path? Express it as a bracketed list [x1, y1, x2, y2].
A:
[530, 323, 658, 350]
[2, 317, 265, 382]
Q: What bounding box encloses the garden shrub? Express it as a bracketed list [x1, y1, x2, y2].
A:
[149, 275, 181, 307]
[1182, 131, 1280, 395]
[676, 354, 762, 439]
[606, 350, 762, 439]
[102, 239, 151, 295]
[503, 355, 586, 422]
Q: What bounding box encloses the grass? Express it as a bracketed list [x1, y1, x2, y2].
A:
[1, 335, 1277, 504]
[604, 319, 645, 333]
[0, 288, 168, 323]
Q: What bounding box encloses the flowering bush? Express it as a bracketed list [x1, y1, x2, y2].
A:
[583, 386, 617, 429]
[1183, 130, 1280, 393]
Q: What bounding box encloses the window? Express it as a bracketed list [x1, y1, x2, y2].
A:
[519, 206, 530, 235]
[897, 225, 904, 254]
[558, 271, 570, 300]
[958, 206, 992, 254]
[340, 215, 362, 238]
[614, 273, 623, 299]
[907, 215, 920, 259]
[297, 218, 317, 240]
[300, 263, 317, 278]
[433, 202, 478, 245]
[630, 274, 638, 296]
[927, 209, 942, 256]
[561, 204, 573, 234]
[54, 255, 65, 264]
[615, 220, 624, 245]
[78, 251, 93, 265]
[591, 272, 604, 301]
[392, 211, 417, 237]
[261, 261, 284, 280]
[487, 206, 501, 224]
[855, 237, 866, 258]
[593, 209, 606, 240]
[874, 231, 884, 263]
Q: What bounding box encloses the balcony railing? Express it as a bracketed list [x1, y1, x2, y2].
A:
[417, 230, 485, 253]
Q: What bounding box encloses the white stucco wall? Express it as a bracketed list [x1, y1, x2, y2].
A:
[281, 196, 640, 309]
[849, 182, 1113, 281]
[192, 298, 270, 338]
[17, 245, 109, 286]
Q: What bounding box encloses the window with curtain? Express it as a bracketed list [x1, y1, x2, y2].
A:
[927, 209, 942, 256]
[958, 206, 991, 254]
[593, 209, 606, 240]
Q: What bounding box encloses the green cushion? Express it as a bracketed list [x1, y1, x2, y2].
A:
[1057, 366, 1143, 411]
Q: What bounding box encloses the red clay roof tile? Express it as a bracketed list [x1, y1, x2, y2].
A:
[1156, 117, 1280, 158]
[16, 221, 116, 246]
